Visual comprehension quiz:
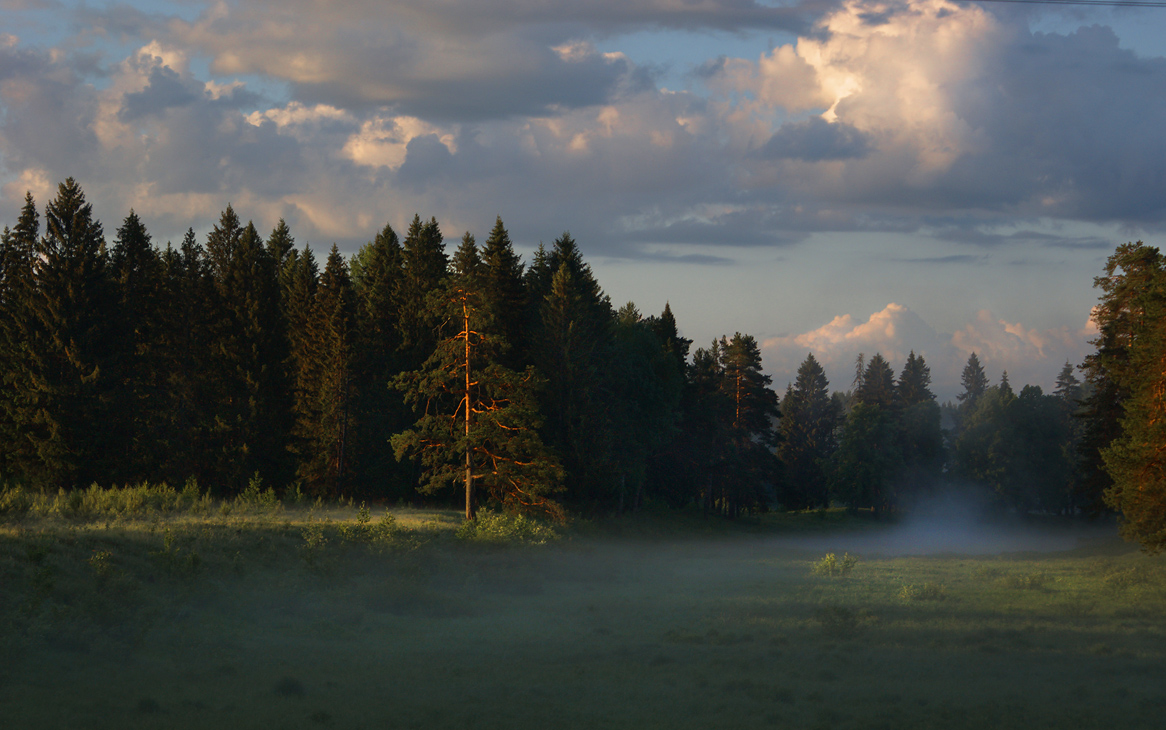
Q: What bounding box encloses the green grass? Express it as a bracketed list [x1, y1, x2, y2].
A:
[1, 489, 1165, 729]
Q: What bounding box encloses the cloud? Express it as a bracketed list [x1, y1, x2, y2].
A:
[758, 117, 870, 161]
[762, 303, 1095, 400]
[709, 0, 1166, 226]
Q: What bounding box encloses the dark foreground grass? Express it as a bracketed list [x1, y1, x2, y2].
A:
[2, 496, 1165, 729]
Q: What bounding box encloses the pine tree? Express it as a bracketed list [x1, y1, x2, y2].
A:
[716, 333, 780, 516]
[393, 233, 562, 519]
[1089, 243, 1166, 548]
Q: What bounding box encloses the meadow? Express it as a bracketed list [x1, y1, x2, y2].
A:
[2, 485, 1165, 729]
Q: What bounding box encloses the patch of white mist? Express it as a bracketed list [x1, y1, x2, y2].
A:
[778, 490, 1113, 556]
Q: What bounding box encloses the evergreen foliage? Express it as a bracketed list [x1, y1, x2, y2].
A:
[24, 179, 117, 488]
[393, 233, 562, 519]
[0, 177, 1119, 530]
[778, 354, 839, 509]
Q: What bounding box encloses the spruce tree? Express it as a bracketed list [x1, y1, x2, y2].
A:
[397, 214, 448, 368]
[154, 229, 214, 485]
[294, 245, 356, 496]
[896, 352, 943, 500]
[958, 352, 989, 407]
[778, 353, 840, 509]
[533, 255, 613, 505]
[854, 353, 896, 408]
[24, 178, 117, 487]
[0, 194, 39, 481]
[204, 212, 288, 491]
[897, 351, 933, 406]
[479, 217, 527, 367]
[351, 223, 411, 497]
[109, 210, 164, 482]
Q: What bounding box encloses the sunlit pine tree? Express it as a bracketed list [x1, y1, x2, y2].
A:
[393, 233, 563, 520]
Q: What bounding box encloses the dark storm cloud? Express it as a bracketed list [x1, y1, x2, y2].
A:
[937, 25, 1166, 224]
[758, 117, 870, 161]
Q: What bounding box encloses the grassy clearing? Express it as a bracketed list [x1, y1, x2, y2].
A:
[2, 487, 1165, 729]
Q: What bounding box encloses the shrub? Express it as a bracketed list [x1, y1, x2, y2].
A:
[812, 552, 857, 577]
[455, 510, 561, 545]
[1001, 572, 1049, 590]
[339, 504, 402, 548]
[813, 604, 865, 637]
[235, 473, 281, 514]
[899, 583, 946, 601]
[1102, 565, 1152, 593]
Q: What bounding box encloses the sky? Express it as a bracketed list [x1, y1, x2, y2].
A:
[3, 0, 1166, 400]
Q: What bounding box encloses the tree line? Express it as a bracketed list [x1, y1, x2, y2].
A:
[0, 179, 779, 518]
[0, 179, 1160, 541]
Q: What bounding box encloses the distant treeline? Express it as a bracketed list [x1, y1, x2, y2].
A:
[0, 179, 1150, 534]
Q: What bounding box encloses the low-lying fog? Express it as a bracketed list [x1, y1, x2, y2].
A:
[776, 493, 1118, 556]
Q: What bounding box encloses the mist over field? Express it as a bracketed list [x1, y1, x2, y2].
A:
[3, 503, 1164, 730]
[779, 492, 1117, 557]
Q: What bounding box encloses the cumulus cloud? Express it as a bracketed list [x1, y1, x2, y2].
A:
[762, 303, 1094, 401]
[2, 0, 1164, 267]
[712, 0, 1166, 226]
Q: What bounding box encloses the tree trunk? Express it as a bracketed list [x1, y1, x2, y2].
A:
[464, 299, 474, 521]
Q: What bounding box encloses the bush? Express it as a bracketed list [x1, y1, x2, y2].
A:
[899, 583, 946, 601]
[455, 510, 561, 545]
[339, 504, 402, 548]
[812, 552, 857, 577]
[1001, 572, 1049, 590]
[235, 473, 281, 514]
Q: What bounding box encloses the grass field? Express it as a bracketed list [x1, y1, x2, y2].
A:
[2, 487, 1165, 729]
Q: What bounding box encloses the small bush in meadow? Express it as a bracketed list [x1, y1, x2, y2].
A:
[455, 510, 561, 545]
[235, 473, 281, 514]
[1002, 571, 1049, 590]
[899, 582, 946, 601]
[1102, 565, 1152, 593]
[812, 552, 857, 577]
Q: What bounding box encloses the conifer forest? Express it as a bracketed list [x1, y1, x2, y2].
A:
[1, 179, 1165, 548]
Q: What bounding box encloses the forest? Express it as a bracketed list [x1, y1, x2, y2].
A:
[1, 178, 1163, 549]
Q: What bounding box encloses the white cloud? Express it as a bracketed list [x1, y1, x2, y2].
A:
[341, 116, 457, 170]
[762, 303, 1094, 401]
